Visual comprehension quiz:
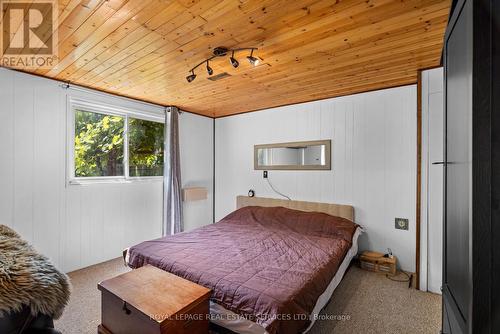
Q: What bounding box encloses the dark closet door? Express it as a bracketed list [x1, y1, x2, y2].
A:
[443, 1, 472, 333]
[442, 0, 498, 333]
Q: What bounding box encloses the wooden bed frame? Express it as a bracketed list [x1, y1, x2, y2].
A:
[236, 196, 354, 222]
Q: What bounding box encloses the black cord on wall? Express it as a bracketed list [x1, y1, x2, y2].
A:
[266, 176, 292, 200]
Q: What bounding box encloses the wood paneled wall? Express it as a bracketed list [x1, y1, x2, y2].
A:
[0, 68, 213, 273]
[179, 112, 214, 231]
[215, 85, 417, 271]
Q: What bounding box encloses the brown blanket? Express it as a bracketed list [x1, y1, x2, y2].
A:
[128, 206, 358, 334]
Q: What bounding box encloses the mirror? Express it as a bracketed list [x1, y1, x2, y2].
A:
[254, 140, 331, 170]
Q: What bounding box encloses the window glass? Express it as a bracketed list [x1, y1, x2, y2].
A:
[74, 110, 124, 177]
[128, 118, 164, 177]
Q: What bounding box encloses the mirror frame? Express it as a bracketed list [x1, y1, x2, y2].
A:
[254, 139, 331, 170]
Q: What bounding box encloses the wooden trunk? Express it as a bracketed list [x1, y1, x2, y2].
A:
[98, 265, 211, 334]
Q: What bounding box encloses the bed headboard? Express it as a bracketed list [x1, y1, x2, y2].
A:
[236, 196, 354, 222]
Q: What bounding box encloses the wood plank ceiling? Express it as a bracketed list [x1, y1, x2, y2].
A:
[1, 0, 451, 117]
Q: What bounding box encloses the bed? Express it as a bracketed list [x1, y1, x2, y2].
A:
[126, 196, 360, 334]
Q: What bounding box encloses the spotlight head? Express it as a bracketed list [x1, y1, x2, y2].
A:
[206, 61, 213, 76]
[229, 51, 239, 68]
[186, 71, 196, 83]
[230, 57, 239, 68]
[247, 55, 259, 66]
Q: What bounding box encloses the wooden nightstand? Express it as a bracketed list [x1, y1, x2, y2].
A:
[98, 265, 211, 334]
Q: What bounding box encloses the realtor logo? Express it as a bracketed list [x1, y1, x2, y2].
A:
[1, 0, 58, 68]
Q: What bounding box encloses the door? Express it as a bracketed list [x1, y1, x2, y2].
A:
[443, 0, 472, 332]
[427, 74, 444, 294]
[443, 0, 498, 332]
[420, 68, 444, 294]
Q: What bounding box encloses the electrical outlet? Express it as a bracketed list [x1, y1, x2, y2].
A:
[395, 218, 409, 230]
[263, 171, 268, 178]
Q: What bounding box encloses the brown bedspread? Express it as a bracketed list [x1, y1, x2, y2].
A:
[128, 206, 358, 334]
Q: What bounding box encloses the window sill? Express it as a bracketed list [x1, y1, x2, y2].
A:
[68, 177, 163, 186]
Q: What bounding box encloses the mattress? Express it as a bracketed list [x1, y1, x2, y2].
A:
[127, 206, 359, 334]
[209, 227, 361, 334]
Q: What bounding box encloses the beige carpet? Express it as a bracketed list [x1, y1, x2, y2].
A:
[55, 258, 441, 334]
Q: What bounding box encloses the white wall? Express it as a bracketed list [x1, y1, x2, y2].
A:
[0, 67, 417, 272]
[420, 67, 444, 293]
[179, 113, 214, 231]
[215, 86, 417, 271]
[0, 68, 213, 273]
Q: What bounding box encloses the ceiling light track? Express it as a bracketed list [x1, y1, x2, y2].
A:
[186, 47, 259, 83]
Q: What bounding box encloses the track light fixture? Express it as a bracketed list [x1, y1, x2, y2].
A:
[206, 60, 213, 76]
[247, 49, 259, 66]
[186, 70, 196, 83]
[186, 47, 258, 83]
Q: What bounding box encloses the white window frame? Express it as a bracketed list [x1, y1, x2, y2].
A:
[67, 98, 165, 185]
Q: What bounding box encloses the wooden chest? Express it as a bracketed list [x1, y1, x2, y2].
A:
[359, 251, 397, 275]
[98, 265, 211, 334]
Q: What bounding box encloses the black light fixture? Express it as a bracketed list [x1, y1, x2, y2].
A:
[186, 47, 258, 83]
[247, 49, 259, 66]
[229, 51, 239, 68]
[186, 70, 196, 83]
[206, 60, 213, 76]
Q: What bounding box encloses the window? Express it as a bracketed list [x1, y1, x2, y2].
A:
[74, 110, 125, 177]
[128, 118, 164, 177]
[70, 100, 164, 183]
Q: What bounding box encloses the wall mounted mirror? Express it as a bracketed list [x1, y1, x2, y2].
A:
[254, 140, 331, 170]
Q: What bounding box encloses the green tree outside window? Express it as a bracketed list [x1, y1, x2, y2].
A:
[74, 109, 164, 178]
[128, 118, 164, 177]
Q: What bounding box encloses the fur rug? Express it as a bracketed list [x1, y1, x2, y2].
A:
[0, 225, 70, 319]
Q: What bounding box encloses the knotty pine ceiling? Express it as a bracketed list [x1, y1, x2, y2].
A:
[2, 0, 451, 117]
